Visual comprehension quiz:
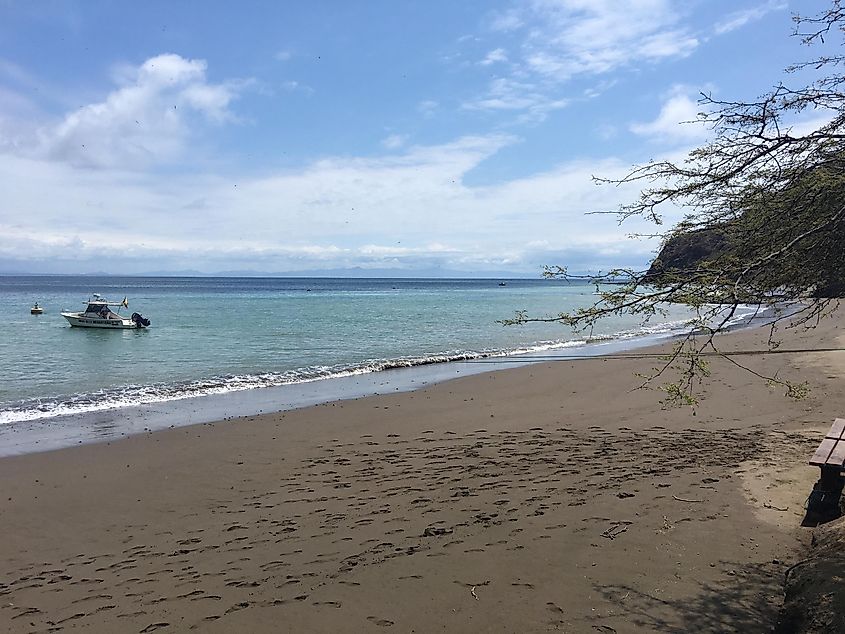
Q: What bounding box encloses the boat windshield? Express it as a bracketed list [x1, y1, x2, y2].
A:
[84, 303, 119, 316]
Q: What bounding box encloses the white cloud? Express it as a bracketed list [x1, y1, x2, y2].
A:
[381, 134, 408, 149]
[630, 86, 710, 143]
[636, 30, 699, 60]
[714, 1, 787, 36]
[0, 49, 686, 275]
[489, 9, 523, 32]
[0, 132, 674, 274]
[480, 48, 508, 65]
[583, 79, 618, 99]
[281, 80, 314, 96]
[517, 0, 699, 80]
[25, 54, 247, 169]
[0, 86, 40, 152]
[418, 99, 439, 118]
[274, 50, 293, 61]
[463, 77, 569, 122]
[467, 1, 699, 121]
[465, 78, 542, 110]
[0, 58, 39, 88]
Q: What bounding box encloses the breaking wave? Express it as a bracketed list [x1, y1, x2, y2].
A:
[0, 305, 764, 426]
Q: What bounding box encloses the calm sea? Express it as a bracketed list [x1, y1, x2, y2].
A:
[1, 275, 740, 439]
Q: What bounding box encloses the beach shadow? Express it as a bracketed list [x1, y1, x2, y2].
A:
[591, 560, 784, 633]
[800, 476, 843, 527]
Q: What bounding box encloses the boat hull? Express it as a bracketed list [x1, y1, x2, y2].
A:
[61, 313, 139, 329]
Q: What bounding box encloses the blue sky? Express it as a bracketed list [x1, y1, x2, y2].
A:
[0, 0, 831, 276]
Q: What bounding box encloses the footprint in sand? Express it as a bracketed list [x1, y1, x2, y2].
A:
[367, 616, 395, 627]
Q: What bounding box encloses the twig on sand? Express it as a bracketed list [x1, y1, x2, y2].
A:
[470, 586, 478, 600]
[763, 502, 788, 512]
[601, 522, 631, 539]
[672, 495, 704, 503]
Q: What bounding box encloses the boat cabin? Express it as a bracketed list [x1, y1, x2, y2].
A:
[84, 302, 121, 319]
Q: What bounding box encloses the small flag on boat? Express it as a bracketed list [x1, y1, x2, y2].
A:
[122, 296, 128, 308]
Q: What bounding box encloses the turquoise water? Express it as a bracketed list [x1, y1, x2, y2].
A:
[1, 276, 705, 425]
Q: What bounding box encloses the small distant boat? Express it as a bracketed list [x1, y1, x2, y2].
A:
[30, 302, 44, 315]
[498, 282, 507, 287]
[61, 294, 150, 329]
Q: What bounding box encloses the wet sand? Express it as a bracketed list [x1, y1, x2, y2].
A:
[2, 312, 844, 633]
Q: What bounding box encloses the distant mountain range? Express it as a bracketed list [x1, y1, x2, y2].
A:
[0, 266, 547, 279]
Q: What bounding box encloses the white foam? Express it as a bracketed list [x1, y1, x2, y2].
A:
[0, 310, 751, 425]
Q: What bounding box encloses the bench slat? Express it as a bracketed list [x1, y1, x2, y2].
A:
[811, 438, 838, 466]
[828, 418, 845, 440]
[826, 440, 845, 467]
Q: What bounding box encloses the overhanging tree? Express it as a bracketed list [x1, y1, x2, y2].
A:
[508, 2, 845, 405]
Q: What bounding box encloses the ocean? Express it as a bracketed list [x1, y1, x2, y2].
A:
[0, 275, 750, 455]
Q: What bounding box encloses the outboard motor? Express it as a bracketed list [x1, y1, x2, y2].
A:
[131, 312, 151, 328]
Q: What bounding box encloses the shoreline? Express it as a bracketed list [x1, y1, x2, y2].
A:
[1, 310, 842, 631]
[0, 308, 774, 458]
[0, 329, 686, 458]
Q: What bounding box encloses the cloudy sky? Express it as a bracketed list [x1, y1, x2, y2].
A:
[0, 0, 827, 276]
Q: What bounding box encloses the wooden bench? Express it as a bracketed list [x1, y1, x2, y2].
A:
[807, 419, 845, 522]
[811, 418, 845, 472]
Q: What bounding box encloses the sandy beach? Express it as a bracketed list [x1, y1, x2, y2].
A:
[2, 313, 844, 633]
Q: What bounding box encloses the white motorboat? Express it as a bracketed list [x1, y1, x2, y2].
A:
[61, 294, 151, 329]
[30, 302, 44, 315]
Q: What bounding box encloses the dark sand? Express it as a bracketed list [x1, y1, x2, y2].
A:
[2, 312, 844, 632]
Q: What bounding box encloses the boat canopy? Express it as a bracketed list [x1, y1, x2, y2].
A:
[82, 295, 128, 307]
